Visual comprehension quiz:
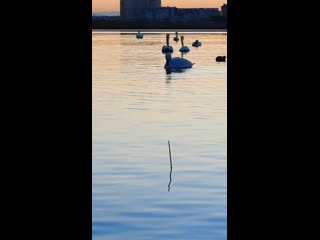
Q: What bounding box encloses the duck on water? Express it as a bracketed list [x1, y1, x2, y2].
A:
[216, 56, 226, 62]
[192, 40, 202, 47]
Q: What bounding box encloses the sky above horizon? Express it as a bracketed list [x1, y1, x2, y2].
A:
[93, 0, 227, 13]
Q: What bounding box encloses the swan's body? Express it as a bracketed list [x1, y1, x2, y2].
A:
[216, 56, 226, 62]
[164, 53, 194, 71]
[180, 46, 190, 52]
[162, 34, 174, 53]
[192, 40, 202, 47]
[179, 36, 190, 53]
[173, 32, 179, 42]
[136, 31, 143, 39]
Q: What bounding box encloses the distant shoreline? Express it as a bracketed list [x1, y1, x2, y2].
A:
[92, 29, 227, 33]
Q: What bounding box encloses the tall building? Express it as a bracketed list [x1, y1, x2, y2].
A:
[120, 0, 127, 20]
[121, 0, 161, 21]
[149, 0, 161, 8]
[221, 4, 227, 18]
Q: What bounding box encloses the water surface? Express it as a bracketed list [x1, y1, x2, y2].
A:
[93, 33, 227, 240]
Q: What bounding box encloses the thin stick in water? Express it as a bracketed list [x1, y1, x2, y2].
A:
[168, 140, 173, 192]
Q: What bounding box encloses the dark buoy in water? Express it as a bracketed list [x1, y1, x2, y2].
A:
[216, 56, 226, 62]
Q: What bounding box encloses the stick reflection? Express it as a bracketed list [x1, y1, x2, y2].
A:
[168, 140, 173, 192]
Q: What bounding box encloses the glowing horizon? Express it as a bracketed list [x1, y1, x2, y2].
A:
[93, 0, 227, 13]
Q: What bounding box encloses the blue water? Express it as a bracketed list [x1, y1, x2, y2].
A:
[93, 33, 227, 240]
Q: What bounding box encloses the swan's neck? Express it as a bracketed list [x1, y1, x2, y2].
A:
[165, 58, 171, 67]
[166, 37, 169, 46]
[181, 39, 184, 47]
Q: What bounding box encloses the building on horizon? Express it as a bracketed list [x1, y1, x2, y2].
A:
[176, 8, 220, 23]
[145, 7, 177, 22]
[144, 7, 220, 23]
[120, 0, 224, 25]
[221, 4, 227, 18]
[120, 0, 161, 21]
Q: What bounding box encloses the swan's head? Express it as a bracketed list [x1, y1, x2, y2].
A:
[181, 36, 184, 40]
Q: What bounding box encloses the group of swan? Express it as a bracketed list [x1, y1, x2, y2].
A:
[162, 34, 190, 53]
[172, 32, 201, 49]
[161, 33, 194, 71]
[136, 31, 226, 72]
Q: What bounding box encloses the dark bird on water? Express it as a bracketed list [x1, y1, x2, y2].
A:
[192, 40, 202, 47]
[216, 56, 226, 62]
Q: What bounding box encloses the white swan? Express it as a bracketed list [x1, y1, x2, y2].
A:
[164, 53, 194, 71]
[136, 31, 143, 39]
[179, 36, 190, 53]
[173, 32, 179, 42]
[162, 34, 174, 53]
[192, 40, 202, 47]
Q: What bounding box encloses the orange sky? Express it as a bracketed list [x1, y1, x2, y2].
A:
[93, 0, 227, 12]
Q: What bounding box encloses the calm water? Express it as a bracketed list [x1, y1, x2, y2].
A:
[93, 33, 227, 240]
